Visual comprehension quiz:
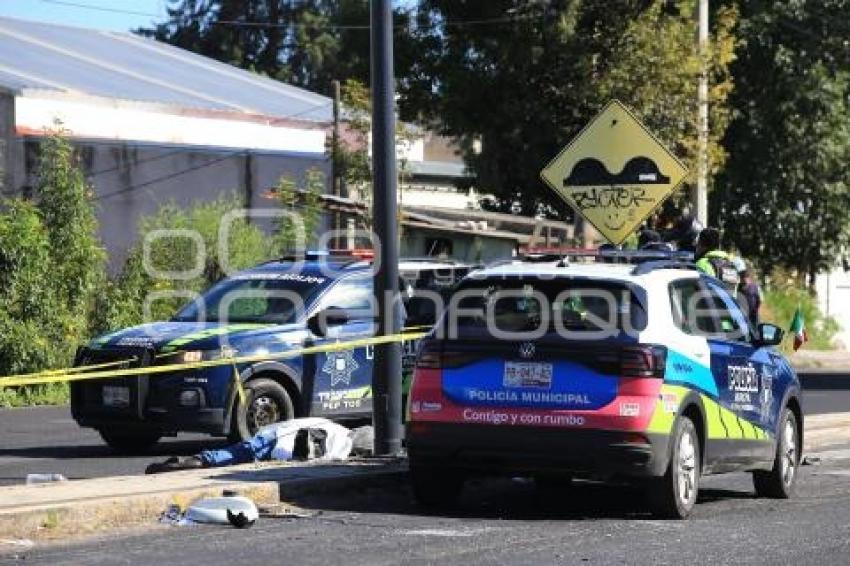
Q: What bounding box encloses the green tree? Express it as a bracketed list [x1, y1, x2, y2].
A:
[713, 1, 850, 288]
[400, 1, 737, 218]
[0, 128, 105, 376]
[328, 79, 416, 231]
[0, 201, 64, 374]
[271, 168, 324, 254]
[34, 127, 106, 346]
[91, 193, 275, 333]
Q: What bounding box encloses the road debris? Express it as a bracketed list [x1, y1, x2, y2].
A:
[25, 473, 67, 484]
[158, 504, 195, 527]
[0, 539, 34, 549]
[185, 495, 259, 528]
[803, 456, 822, 466]
[258, 504, 319, 520]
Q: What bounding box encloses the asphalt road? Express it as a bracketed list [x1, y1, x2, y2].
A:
[8, 454, 850, 565]
[0, 406, 228, 486]
[2, 381, 849, 486]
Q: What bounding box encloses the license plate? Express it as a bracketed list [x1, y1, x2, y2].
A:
[102, 385, 130, 407]
[503, 362, 553, 389]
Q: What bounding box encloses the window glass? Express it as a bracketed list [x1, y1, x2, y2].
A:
[670, 279, 747, 341]
[173, 276, 322, 324]
[706, 280, 751, 340]
[319, 276, 374, 319]
[453, 277, 646, 336]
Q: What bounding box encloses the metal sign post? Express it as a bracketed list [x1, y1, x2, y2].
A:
[370, 0, 403, 456]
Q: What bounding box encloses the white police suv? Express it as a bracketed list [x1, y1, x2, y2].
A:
[406, 255, 801, 518]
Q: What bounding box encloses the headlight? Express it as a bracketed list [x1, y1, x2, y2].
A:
[177, 351, 203, 364]
[171, 347, 238, 365]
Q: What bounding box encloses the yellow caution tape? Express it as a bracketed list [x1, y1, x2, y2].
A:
[0, 330, 428, 389]
[0, 357, 139, 382]
[231, 362, 247, 406]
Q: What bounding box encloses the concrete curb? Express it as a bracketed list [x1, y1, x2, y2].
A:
[804, 413, 850, 453]
[0, 458, 406, 542]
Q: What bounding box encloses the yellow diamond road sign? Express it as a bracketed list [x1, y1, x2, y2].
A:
[540, 100, 688, 245]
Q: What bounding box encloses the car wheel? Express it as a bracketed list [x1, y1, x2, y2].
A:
[753, 408, 799, 498]
[230, 378, 295, 442]
[98, 429, 162, 454]
[410, 463, 464, 508]
[648, 415, 700, 519]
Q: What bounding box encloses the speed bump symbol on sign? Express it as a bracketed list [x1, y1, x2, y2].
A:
[540, 100, 688, 245]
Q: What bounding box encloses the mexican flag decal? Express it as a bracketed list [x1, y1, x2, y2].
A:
[790, 308, 808, 351]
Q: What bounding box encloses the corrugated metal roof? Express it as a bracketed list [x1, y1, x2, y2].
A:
[0, 16, 332, 122]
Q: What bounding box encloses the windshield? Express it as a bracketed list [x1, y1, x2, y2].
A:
[172, 274, 328, 324]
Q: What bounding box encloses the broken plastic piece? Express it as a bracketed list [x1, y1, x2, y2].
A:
[25, 473, 67, 484]
[159, 504, 195, 526]
[185, 496, 259, 527]
[226, 509, 255, 529]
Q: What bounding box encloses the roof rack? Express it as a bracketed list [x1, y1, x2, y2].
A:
[519, 248, 694, 267]
[398, 257, 471, 266]
[631, 260, 700, 276]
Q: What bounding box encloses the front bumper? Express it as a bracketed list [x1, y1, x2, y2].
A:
[73, 408, 228, 435]
[70, 346, 230, 435]
[406, 423, 671, 478]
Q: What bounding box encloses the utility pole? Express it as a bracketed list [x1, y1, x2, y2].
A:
[331, 79, 342, 249]
[694, 0, 709, 226]
[370, 0, 403, 456]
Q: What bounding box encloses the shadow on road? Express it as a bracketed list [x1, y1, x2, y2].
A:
[276, 474, 756, 521]
[0, 438, 228, 460]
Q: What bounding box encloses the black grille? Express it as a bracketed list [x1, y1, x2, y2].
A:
[70, 346, 154, 422]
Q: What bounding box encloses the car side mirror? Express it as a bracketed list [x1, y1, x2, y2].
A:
[756, 323, 784, 347]
[307, 307, 350, 337]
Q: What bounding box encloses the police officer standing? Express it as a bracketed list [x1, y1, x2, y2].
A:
[694, 227, 740, 293]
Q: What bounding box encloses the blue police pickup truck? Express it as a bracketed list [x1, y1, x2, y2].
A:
[71, 254, 459, 452]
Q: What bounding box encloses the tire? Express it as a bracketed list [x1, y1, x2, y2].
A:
[648, 415, 700, 519]
[753, 408, 800, 498]
[229, 377, 295, 442]
[98, 429, 162, 454]
[410, 464, 465, 508]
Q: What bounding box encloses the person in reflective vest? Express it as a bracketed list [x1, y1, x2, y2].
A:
[695, 227, 740, 293]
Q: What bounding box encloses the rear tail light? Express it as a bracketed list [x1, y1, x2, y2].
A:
[620, 345, 667, 378]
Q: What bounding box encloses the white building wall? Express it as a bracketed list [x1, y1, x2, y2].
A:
[16, 94, 326, 154]
[816, 268, 850, 348]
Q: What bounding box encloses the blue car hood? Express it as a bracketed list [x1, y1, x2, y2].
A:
[88, 321, 298, 353]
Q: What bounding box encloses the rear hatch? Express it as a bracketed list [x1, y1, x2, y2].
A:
[411, 276, 664, 422]
[440, 338, 627, 411]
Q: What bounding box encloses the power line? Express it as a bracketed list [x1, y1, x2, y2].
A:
[40, 0, 163, 18]
[89, 99, 333, 200]
[92, 152, 236, 201]
[212, 14, 535, 30]
[86, 148, 191, 178]
[37, 0, 535, 31]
